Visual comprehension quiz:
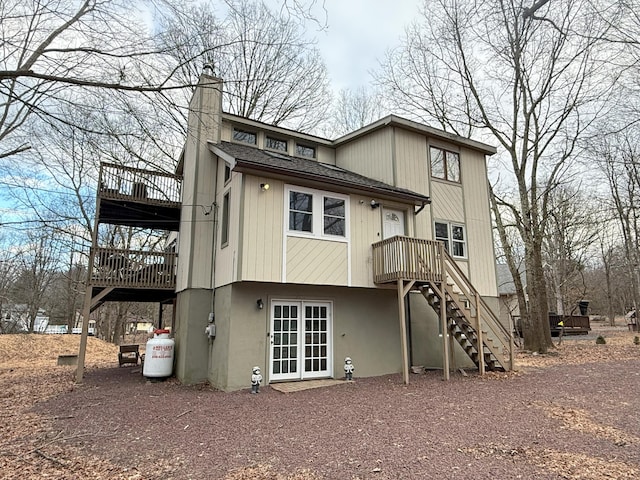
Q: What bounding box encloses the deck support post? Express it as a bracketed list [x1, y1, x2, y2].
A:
[476, 292, 485, 376]
[397, 279, 412, 385]
[440, 244, 449, 380]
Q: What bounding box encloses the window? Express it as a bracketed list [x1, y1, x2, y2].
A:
[266, 136, 287, 152]
[233, 128, 256, 145]
[224, 163, 231, 183]
[289, 191, 313, 232]
[296, 143, 316, 158]
[221, 191, 230, 246]
[435, 221, 466, 258]
[323, 197, 345, 236]
[286, 186, 348, 240]
[430, 146, 460, 182]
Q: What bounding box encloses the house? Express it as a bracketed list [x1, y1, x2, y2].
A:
[496, 263, 527, 333]
[77, 74, 512, 388]
[169, 75, 512, 391]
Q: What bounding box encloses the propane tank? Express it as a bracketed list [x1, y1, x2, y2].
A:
[143, 329, 175, 378]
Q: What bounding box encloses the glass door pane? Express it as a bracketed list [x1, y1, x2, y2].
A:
[270, 302, 300, 381]
[302, 303, 331, 379]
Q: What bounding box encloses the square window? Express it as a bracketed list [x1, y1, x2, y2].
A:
[289, 191, 313, 233]
[323, 197, 345, 236]
[430, 146, 460, 182]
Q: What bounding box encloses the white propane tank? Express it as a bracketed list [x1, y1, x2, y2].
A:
[143, 329, 175, 378]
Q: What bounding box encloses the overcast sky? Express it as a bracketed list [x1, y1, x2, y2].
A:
[307, 1, 420, 92]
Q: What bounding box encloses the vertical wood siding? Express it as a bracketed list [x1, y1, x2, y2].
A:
[336, 128, 394, 184]
[286, 237, 348, 285]
[239, 175, 284, 283]
[394, 128, 430, 196]
[461, 148, 498, 296]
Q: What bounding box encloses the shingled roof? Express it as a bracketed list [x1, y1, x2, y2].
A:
[210, 141, 431, 205]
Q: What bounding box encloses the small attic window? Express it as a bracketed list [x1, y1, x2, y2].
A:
[233, 127, 257, 145]
[296, 143, 316, 159]
[266, 136, 287, 152]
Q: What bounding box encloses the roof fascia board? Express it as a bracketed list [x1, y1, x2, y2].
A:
[333, 114, 497, 155]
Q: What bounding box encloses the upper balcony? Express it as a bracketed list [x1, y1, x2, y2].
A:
[372, 236, 445, 284]
[92, 247, 176, 290]
[98, 163, 182, 231]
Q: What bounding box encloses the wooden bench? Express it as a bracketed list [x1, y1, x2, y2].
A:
[118, 344, 140, 366]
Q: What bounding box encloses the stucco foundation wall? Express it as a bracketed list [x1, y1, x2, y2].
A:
[174, 289, 212, 384]
[211, 282, 403, 391]
[208, 284, 232, 389]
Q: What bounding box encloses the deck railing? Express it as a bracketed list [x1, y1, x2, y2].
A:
[372, 236, 444, 284]
[99, 163, 182, 206]
[92, 247, 177, 289]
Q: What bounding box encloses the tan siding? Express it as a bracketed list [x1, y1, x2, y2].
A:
[462, 149, 498, 296]
[431, 181, 465, 222]
[350, 194, 384, 288]
[239, 176, 283, 282]
[214, 171, 242, 287]
[286, 237, 348, 285]
[317, 145, 336, 165]
[394, 128, 429, 196]
[336, 128, 394, 184]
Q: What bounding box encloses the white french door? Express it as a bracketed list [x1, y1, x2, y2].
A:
[270, 300, 332, 382]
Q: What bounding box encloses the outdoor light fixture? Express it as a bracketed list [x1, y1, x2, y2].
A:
[256, 298, 264, 310]
[370, 200, 380, 209]
[260, 183, 270, 191]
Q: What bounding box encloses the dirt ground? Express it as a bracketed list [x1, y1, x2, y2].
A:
[1, 324, 639, 479]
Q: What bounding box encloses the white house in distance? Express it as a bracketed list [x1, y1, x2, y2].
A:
[170, 75, 513, 391]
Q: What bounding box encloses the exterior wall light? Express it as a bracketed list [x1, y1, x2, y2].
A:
[256, 298, 264, 309]
[260, 183, 270, 191]
[370, 200, 380, 209]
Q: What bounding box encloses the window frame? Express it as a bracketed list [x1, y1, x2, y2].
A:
[295, 143, 316, 159]
[434, 221, 467, 259]
[266, 136, 288, 153]
[221, 190, 230, 247]
[232, 127, 257, 145]
[429, 146, 461, 183]
[285, 185, 349, 242]
[223, 162, 231, 184]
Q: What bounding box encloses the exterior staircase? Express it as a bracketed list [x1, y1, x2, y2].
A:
[372, 235, 514, 376]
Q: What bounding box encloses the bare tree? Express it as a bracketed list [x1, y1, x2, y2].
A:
[328, 87, 386, 137]
[376, 0, 618, 352]
[160, 0, 331, 132]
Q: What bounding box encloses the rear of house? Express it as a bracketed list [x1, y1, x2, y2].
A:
[173, 75, 509, 391]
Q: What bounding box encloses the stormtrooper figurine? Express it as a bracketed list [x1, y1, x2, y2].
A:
[344, 357, 354, 381]
[251, 366, 262, 393]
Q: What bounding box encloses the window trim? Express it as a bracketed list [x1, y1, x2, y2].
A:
[295, 143, 316, 159]
[434, 220, 467, 259]
[232, 127, 257, 145]
[285, 185, 349, 242]
[265, 136, 288, 153]
[429, 146, 461, 183]
[221, 190, 230, 248]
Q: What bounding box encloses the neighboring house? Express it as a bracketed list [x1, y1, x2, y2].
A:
[80, 74, 512, 389]
[496, 263, 527, 331]
[170, 76, 512, 391]
[1, 305, 49, 333]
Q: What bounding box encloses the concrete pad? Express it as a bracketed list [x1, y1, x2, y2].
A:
[269, 378, 349, 393]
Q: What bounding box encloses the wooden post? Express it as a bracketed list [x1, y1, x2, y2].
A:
[440, 244, 449, 380]
[476, 292, 485, 376]
[397, 279, 410, 385]
[76, 166, 103, 384]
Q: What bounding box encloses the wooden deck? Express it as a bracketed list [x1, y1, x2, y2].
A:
[92, 247, 176, 289]
[372, 236, 443, 284]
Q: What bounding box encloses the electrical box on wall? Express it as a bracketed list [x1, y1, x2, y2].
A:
[205, 323, 216, 338]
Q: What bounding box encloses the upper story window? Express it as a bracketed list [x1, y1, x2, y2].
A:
[233, 127, 257, 145]
[296, 143, 316, 159]
[430, 146, 460, 182]
[221, 191, 230, 247]
[287, 186, 348, 241]
[435, 221, 466, 258]
[224, 163, 231, 183]
[266, 136, 288, 152]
